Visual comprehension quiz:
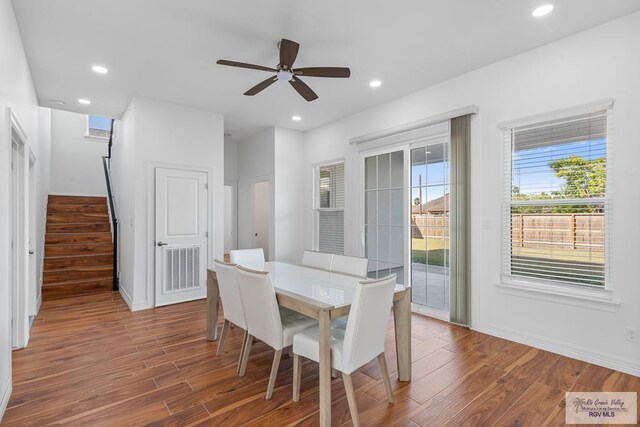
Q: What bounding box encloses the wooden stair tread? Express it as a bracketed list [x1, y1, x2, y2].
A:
[44, 195, 114, 300]
[42, 276, 113, 286]
[48, 195, 107, 204]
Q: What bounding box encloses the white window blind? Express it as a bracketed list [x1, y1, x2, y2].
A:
[316, 162, 345, 254]
[503, 109, 611, 288]
[87, 115, 112, 139]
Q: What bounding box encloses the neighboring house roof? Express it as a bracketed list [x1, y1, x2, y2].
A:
[412, 193, 449, 214]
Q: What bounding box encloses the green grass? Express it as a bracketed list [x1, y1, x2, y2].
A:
[411, 238, 449, 266]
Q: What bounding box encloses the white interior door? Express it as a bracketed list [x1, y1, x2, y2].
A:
[223, 184, 237, 253]
[252, 180, 270, 260]
[155, 167, 208, 306]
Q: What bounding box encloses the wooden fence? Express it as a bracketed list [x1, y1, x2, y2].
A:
[411, 215, 449, 238]
[411, 213, 605, 252]
[511, 213, 604, 250]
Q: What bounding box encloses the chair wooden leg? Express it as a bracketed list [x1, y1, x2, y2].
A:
[292, 354, 302, 402]
[377, 352, 394, 403]
[236, 329, 248, 375]
[342, 372, 360, 427]
[238, 333, 253, 377]
[266, 349, 283, 400]
[216, 319, 230, 356]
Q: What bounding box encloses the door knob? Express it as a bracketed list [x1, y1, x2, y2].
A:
[156, 241, 168, 246]
[29, 250, 34, 255]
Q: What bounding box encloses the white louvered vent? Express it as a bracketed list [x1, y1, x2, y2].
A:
[165, 246, 201, 292]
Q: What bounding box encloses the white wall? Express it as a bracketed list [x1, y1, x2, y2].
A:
[0, 0, 52, 419]
[224, 140, 237, 182]
[112, 97, 224, 310]
[303, 12, 640, 375]
[111, 99, 136, 306]
[49, 109, 107, 196]
[274, 128, 305, 263]
[236, 128, 275, 257]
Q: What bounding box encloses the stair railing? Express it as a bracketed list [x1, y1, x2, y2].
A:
[102, 118, 118, 291]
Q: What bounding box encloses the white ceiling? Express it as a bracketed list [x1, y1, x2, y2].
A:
[12, 0, 640, 142]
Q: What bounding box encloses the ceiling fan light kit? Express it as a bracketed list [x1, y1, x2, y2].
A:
[217, 38, 350, 101]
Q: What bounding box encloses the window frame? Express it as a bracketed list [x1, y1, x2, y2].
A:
[85, 115, 111, 142]
[313, 159, 345, 254]
[500, 101, 614, 296]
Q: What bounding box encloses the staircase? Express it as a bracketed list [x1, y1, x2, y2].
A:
[43, 195, 114, 300]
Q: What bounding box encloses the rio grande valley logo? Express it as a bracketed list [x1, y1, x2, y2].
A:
[566, 392, 637, 424]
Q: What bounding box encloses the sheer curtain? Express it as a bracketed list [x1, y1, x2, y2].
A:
[449, 115, 471, 325]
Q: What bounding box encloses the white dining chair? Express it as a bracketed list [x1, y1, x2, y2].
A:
[292, 274, 397, 427]
[213, 259, 248, 374]
[235, 265, 317, 399]
[229, 248, 265, 266]
[301, 250, 333, 271]
[331, 254, 368, 278]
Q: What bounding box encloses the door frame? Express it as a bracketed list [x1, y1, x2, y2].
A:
[249, 175, 272, 261]
[7, 108, 34, 349]
[224, 180, 238, 253]
[147, 161, 214, 308]
[356, 121, 451, 320]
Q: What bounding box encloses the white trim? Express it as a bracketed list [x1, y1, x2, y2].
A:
[495, 281, 620, 312]
[411, 303, 449, 322]
[475, 323, 640, 377]
[0, 380, 11, 423]
[147, 161, 214, 309]
[501, 103, 613, 293]
[7, 107, 30, 349]
[350, 105, 477, 147]
[498, 98, 614, 130]
[84, 135, 109, 143]
[49, 192, 106, 198]
[118, 286, 149, 311]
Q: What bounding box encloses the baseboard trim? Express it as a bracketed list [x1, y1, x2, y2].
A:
[119, 287, 149, 312]
[0, 380, 12, 423]
[475, 323, 640, 377]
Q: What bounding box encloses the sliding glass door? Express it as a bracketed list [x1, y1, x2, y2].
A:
[410, 143, 450, 312]
[362, 135, 451, 317]
[364, 150, 405, 284]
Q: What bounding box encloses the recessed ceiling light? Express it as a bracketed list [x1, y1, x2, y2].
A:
[292, 115, 301, 121]
[369, 80, 382, 88]
[92, 65, 108, 74]
[50, 100, 65, 106]
[532, 4, 553, 17]
[78, 98, 91, 105]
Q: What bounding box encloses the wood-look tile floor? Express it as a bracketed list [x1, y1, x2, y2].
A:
[3, 292, 639, 426]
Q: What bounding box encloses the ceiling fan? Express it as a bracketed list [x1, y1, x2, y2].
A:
[216, 38, 350, 102]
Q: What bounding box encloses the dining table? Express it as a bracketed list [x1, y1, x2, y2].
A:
[206, 261, 412, 427]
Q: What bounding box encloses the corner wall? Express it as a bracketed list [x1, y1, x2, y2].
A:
[49, 109, 107, 197]
[303, 11, 640, 375]
[112, 97, 224, 310]
[0, 0, 52, 419]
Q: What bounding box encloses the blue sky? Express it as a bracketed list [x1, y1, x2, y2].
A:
[409, 138, 605, 203]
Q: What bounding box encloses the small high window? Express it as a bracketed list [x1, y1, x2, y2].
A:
[86, 115, 112, 140]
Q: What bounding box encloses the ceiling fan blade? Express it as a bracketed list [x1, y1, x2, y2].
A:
[244, 75, 278, 96]
[217, 60, 276, 73]
[293, 67, 351, 78]
[289, 76, 318, 102]
[279, 39, 300, 69]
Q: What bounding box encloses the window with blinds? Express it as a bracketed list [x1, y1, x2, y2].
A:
[316, 162, 345, 254]
[503, 109, 610, 288]
[86, 115, 112, 139]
